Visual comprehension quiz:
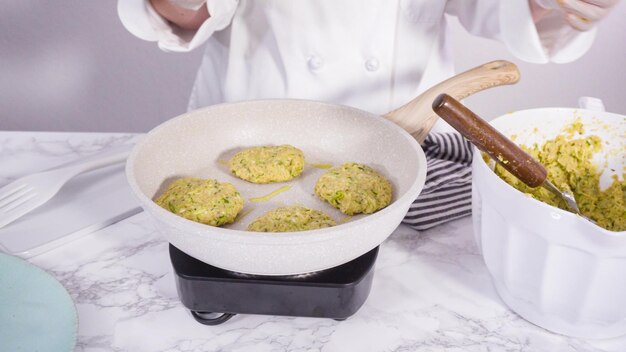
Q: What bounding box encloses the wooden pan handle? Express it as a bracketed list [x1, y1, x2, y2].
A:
[383, 60, 520, 143]
[432, 94, 547, 188]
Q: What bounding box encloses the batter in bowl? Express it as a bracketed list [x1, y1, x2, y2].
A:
[493, 123, 625, 232]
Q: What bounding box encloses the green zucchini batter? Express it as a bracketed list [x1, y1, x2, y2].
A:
[314, 162, 393, 215]
[229, 145, 305, 183]
[155, 177, 244, 227]
[493, 123, 625, 232]
[247, 206, 336, 232]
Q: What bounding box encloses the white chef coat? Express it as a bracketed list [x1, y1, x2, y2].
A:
[118, 0, 595, 119]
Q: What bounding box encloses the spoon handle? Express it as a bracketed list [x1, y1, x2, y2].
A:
[432, 94, 547, 188]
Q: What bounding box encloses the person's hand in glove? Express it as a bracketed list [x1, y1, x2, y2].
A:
[531, 0, 620, 31]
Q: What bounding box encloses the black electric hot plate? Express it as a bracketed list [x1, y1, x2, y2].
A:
[170, 244, 379, 325]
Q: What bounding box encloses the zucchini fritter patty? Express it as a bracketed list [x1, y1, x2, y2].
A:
[314, 162, 392, 215]
[247, 206, 336, 232]
[155, 177, 244, 226]
[229, 145, 305, 183]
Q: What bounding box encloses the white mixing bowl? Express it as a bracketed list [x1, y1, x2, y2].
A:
[472, 107, 626, 339]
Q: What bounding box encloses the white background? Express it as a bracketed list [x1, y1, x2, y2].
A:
[1, 1, 624, 133]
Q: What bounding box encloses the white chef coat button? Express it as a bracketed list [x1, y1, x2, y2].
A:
[365, 58, 379, 72]
[307, 55, 324, 71]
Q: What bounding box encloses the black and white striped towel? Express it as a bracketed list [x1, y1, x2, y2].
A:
[403, 132, 474, 231]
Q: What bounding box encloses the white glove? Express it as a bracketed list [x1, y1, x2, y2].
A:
[534, 0, 619, 31]
[170, 0, 206, 11]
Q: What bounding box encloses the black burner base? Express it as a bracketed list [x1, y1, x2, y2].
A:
[169, 244, 379, 325]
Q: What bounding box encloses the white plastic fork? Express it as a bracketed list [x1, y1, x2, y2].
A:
[0, 143, 134, 228]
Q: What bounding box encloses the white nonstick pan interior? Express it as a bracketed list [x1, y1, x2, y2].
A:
[126, 99, 426, 275]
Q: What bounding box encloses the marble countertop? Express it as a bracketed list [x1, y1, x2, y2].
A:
[1, 131, 624, 352]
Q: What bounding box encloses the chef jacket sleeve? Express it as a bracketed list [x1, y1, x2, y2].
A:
[445, 0, 596, 63]
[117, 0, 238, 52]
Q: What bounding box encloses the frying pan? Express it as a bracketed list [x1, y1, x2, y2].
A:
[126, 60, 520, 275]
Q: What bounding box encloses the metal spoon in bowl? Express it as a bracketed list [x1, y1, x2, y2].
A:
[431, 93, 593, 223]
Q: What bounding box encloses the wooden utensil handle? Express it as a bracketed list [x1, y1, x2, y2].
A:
[432, 94, 547, 188]
[383, 60, 520, 143]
